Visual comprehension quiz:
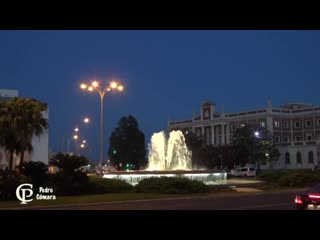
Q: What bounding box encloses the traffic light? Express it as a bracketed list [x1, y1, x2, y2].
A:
[113, 150, 117, 154]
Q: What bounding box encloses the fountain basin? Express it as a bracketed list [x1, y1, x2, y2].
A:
[103, 170, 227, 186]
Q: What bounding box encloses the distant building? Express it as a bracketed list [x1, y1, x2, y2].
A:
[0, 89, 49, 170]
[168, 100, 320, 170]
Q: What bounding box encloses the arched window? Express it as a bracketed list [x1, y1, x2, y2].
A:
[285, 152, 290, 164]
[308, 151, 314, 163]
[296, 151, 302, 164]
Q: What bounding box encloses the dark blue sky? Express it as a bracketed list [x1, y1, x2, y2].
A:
[1, 30, 320, 164]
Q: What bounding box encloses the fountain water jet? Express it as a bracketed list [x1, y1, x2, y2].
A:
[147, 130, 191, 171]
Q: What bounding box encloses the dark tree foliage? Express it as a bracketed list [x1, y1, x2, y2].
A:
[108, 115, 147, 170]
[182, 131, 206, 168]
[231, 125, 280, 170]
[19, 161, 48, 188]
[49, 153, 89, 175]
[203, 145, 240, 170]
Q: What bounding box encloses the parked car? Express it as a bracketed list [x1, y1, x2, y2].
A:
[295, 184, 320, 210]
[231, 167, 256, 177]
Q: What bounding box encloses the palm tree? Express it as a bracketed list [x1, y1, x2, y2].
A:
[0, 122, 18, 170]
[49, 153, 89, 175]
[0, 97, 48, 166]
[19, 161, 48, 188]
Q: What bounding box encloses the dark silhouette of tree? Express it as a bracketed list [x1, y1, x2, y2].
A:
[0, 97, 48, 166]
[108, 115, 146, 170]
[182, 131, 206, 168]
[231, 125, 280, 171]
[49, 153, 89, 175]
[203, 145, 240, 170]
[19, 161, 48, 188]
[0, 120, 21, 170]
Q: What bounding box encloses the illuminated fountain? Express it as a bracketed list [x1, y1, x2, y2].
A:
[103, 130, 226, 185]
[147, 130, 192, 171]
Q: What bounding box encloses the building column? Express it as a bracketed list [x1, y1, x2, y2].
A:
[226, 124, 230, 144]
[221, 124, 225, 145]
[211, 124, 215, 145]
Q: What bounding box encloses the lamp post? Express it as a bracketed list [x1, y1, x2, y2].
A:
[253, 131, 260, 170]
[73, 133, 78, 155]
[80, 80, 124, 170]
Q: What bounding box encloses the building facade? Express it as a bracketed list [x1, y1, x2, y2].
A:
[0, 89, 49, 170]
[168, 100, 320, 170]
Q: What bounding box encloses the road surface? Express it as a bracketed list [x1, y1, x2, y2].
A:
[37, 190, 299, 210]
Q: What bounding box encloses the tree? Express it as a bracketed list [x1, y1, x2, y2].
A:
[108, 115, 146, 170]
[231, 125, 280, 171]
[0, 97, 48, 166]
[49, 153, 89, 195]
[49, 153, 89, 175]
[203, 145, 240, 170]
[182, 131, 205, 168]
[19, 161, 48, 188]
[0, 120, 20, 170]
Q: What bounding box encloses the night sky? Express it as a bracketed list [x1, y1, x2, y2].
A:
[1, 30, 320, 164]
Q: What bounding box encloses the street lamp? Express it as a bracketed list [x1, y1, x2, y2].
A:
[253, 130, 261, 171]
[73, 134, 78, 155]
[80, 80, 124, 169]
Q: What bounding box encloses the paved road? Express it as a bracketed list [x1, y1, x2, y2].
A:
[37, 190, 299, 210]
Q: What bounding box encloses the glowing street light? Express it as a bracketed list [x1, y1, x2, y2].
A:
[80, 79, 124, 168]
[71, 117, 91, 155]
[84, 117, 90, 123]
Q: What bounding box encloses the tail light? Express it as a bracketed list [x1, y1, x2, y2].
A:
[295, 196, 303, 204]
[308, 194, 320, 199]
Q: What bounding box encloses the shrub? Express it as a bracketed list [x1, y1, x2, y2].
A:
[278, 172, 320, 188]
[135, 177, 209, 194]
[0, 170, 31, 201]
[88, 177, 134, 194]
[257, 170, 292, 182]
[258, 170, 320, 188]
[19, 161, 48, 188]
[48, 171, 89, 196]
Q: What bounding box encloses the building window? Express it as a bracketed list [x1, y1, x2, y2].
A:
[295, 136, 301, 142]
[308, 151, 314, 163]
[306, 134, 312, 141]
[317, 119, 320, 126]
[285, 152, 290, 164]
[274, 121, 280, 128]
[283, 121, 289, 128]
[296, 151, 302, 164]
[204, 110, 210, 119]
[260, 121, 265, 127]
[305, 120, 312, 127]
[275, 136, 280, 143]
[295, 121, 300, 128]
[284, 136, 289, 142]
[232, 125, 236, 130]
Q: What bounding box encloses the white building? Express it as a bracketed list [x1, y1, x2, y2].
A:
[0, 89, 49, 170]
[168, 100, 320, 170]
